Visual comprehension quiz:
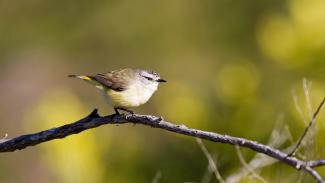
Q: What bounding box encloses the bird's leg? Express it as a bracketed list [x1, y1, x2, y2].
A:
[114, 108, 120, 115]
[114, 107, 134, 114]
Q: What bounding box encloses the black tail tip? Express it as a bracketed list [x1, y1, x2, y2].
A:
[68, 74, 77, 78]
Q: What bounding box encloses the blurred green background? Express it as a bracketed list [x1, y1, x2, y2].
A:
[1, 0, 325, 182]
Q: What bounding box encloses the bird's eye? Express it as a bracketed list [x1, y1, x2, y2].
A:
[144, 76, 153, 81]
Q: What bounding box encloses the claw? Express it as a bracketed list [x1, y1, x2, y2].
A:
[114, 107, 134, 115]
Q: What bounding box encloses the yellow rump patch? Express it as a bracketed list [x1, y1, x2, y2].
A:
[78, 76, 92, 81]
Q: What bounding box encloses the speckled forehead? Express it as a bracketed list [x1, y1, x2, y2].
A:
[139, 70, 160, 78]
[147, 70, 160, 77]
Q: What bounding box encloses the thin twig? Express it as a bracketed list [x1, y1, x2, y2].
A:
[288, 97, 325, 157]
[303, 78, 313, 119]
[284, 125, 294, 145]
[0, 109, 324, 182]
[296, 171, 305, 183]
[200, 164, 213, 183]
[303, 78, 317, 161]
[235, 145, 268, 183]
[151, 171, 162, 183]
[196, 138, 225, 183]
[292, 89, 308, 125]
[227, 115, 290, 183]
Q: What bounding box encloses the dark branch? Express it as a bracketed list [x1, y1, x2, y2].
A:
[288, 97, 325, 157]
[308, 160, 325, 168]
[0, 109, 324, 182]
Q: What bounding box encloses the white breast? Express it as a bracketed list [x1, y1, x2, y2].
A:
[105, 80, 158, 108]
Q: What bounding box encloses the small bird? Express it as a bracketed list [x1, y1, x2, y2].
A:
[68, 68, 166, 114]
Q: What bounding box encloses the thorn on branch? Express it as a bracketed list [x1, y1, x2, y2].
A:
[87, 109, 100, 118]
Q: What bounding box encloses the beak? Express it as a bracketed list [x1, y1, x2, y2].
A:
[157, 79, 167, 83]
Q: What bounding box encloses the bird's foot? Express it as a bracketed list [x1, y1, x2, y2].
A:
[114, 107, 134, 115]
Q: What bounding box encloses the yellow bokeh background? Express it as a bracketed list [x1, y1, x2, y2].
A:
[1, 0, 325, 182]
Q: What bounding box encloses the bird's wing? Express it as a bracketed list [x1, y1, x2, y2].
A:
[89, 69, 132, 92]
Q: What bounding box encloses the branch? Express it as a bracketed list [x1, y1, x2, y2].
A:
[0, 109, 324, 182]
[227, 115, 291, 182]
[307, 160, 325, 168]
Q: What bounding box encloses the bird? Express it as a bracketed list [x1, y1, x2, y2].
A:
[68, 68, 166, 114]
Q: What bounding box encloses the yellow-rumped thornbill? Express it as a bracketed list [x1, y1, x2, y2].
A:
[68, 68, 166, 114]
